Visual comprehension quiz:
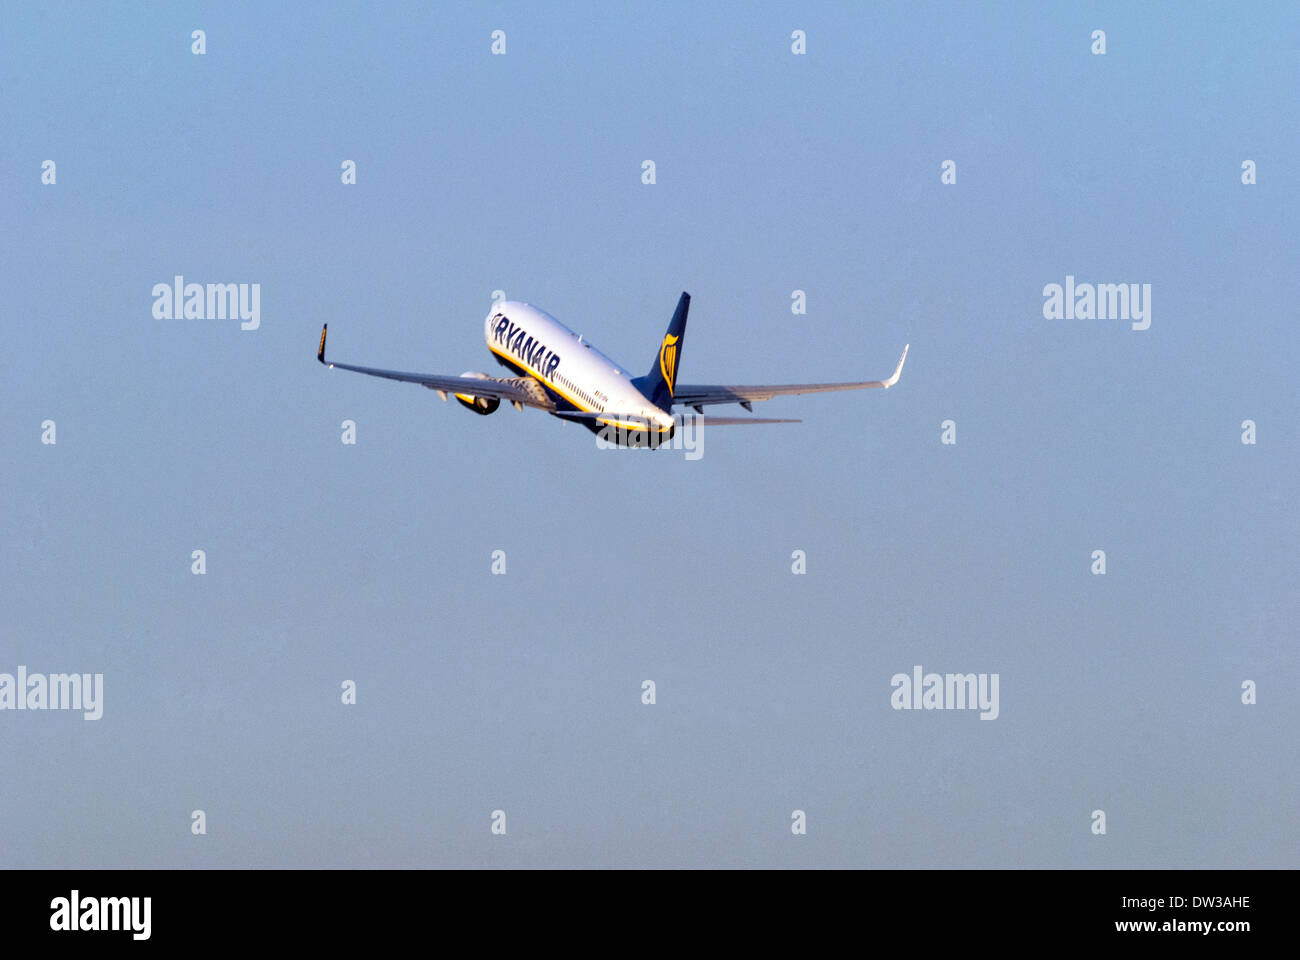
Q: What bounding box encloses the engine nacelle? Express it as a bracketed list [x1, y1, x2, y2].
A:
[454, 371, 500, 415]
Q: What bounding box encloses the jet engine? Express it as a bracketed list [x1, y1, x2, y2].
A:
[454, 371, 501, 415]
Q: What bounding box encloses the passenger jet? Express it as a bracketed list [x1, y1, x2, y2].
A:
[316, 293, 907, 444]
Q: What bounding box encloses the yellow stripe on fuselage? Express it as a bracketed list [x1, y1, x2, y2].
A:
[487, 343, 670, 433]
[488, 343, 598, 413]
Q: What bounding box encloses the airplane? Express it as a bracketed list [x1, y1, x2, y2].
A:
[315, 292, 907, 446]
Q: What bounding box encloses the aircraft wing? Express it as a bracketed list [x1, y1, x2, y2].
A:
[671, 344, 908, 411]
[315, 324, 553, 409]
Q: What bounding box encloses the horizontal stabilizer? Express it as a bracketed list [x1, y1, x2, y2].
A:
[554, 411, 800, 426]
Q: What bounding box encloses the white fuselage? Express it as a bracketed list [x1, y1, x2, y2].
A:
[484, 301, 673, 431]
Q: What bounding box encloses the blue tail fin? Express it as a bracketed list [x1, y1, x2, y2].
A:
[634, 292, 689, 411]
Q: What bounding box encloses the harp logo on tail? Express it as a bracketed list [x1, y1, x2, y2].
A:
[659, 333, 680, 396]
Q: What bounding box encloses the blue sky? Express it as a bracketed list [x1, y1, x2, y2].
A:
[1, 1, 1296, 867]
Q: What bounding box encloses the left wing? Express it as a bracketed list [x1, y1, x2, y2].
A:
[671, 344, 908, 412]
[315, 324, 554, 409]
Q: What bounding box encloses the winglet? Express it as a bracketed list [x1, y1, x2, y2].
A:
[317, 324, 328, 365]
[882, 343, 909, 388]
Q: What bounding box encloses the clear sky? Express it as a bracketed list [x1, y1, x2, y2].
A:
[2, 1, 1296, 868]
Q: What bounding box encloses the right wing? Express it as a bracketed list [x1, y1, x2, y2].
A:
[315, 324, 553, 409]
[672, 344, 908, 411]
